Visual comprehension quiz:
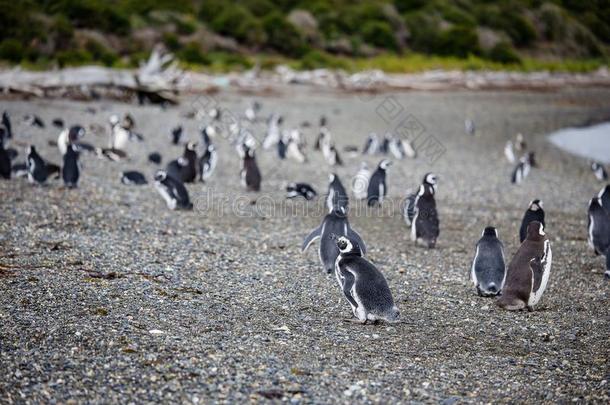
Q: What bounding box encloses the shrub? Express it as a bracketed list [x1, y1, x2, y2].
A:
[57, 49, 93, 67]
[437, 26, 481, 57]
[84, 40, 117, 66]
[163, 32, 180, 51]
[487, 41, 521, 64]
[211, 6, 266, 46]
[299, 50, 347, 70]
[262, 13, 308, 57]
[178, 42, 209, 65]
[0, 39, 24, 62]
[361, 21, 399, 52]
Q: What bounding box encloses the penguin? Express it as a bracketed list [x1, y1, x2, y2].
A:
[62, 144, 80, 188]
[122, 114, 136, 130]
[166, 142, 198, 183]
[464, 119, 475, 136]
[121, 171, 148, 185]
[277, 136, 287, 160]
[403, 173, 438, 226]
[599, 185, 610, 213]
[587, 197, 610, 260]
[471, 227, 506, 297]
[504, 141, 516, 163]
[362, 133, 379, 155]
[322, 142, 342, 166]
[241, 146, 261, 191]
[1, 111, 12, 140]
[314, 116, 328, 151]
[327, 173, 349, 213]
[519, 199, 545, 243]
[511, 155, 531, 185]
[285, 130, 307, 163]
[389, 137, 416, 159]
[148, 152, 162, 165]
[198, 144, 217, 181]
[591, 162, 608, 182]
[24, 114, 45, 128]
[351, 162, 371, 200]
[245, 101, 261, 122]
[367, 159, 392, 206]
[0, 140, 11, 179]
[497, 221, 552, 311]
[515, 133, 526, 152]
[410, 183, 439, 248]
[333, 235, 399, 324]
[170, 126, 183, 145]
[26, 145, 48, 184]
[263, 114, 282, 150]
[109, 115, 142, 151]
[302, 206, 366, 274]
[58, 125, 85, 156]
[154, 170, 193, 210]
[379, 135, 390, 155]
[200, 125, 214, 149]
[286, 182, 317, 200]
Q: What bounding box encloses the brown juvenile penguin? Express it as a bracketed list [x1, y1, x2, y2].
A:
[497, 221, 552, 311]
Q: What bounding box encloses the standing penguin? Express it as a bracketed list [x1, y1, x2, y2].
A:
[1, 111, 12, 140]
[58, 125, 85, 156]
[26, 145, 48, 184]
[464, 119, 476, 136]
[591, 162, 608, 182]
[471, 227, 506, 297]
[302, 206, 366, 274]
[153, 170, 193, 210]
[0, 140, 11, 179]
[519, 199, 545, 243]
[166, 142, 198, 183]
[403, 173, 438, 226]
[333, 235, 399, 324]
[62, 144, 80, 188]
[587, 198, 610, 276]
[170, 126, 183, 145]
[351, 162, 371, 201]
[367, 159, 392, 206]
[511, 155, 531, 184]
[599, 185, 610, 213]
[504, 141, 516, 163]
[327, 173, 349, 213]
[263, 114, 282, 150]
[241, 146, 261, 191]
[198, 144, 217, 182]
[362, 133, 379, 155]
[497, 221, 552, 311]
[410, 183, 439, 248]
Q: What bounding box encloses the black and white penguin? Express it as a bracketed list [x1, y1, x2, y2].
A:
[277, 136, 287, 160]
[263, 114, 282, 150]
[1, 111, 12, 140]
[241, 146, 261, 191]
[62, 144, 80, 188]
[515, 133, 526, 152]
[333, 235, 399, 324]
[198, 144, 217, 182]
[286, 182, 317, 200]
[26, 145, 49, 184]
[326, 173, 348, 213]
[302, 206, 366, 274]
[511, 155, 531, 184]
[121, 171, 148, 185]
[410, 183, 439, 248]
[519, 199, 545, 243]
[153, 170, 193, 210]
[362, 133, 379, 155]
[24, 114, 45, 128]
[587, 198, 610, 271]
[148, 152, 162, 165]
[285, 130, 307, 163]
[504, 141, 516, 163]
[245, 101, 261, 122]
[598, 185, 610, 213]
[0, 140, 11, 179]
[170, 126, 183, 145]
[403, 173, 438, 226]
[200, 125, 214, 149]
[367, 159, 392, 206]
[351, 162, 371, 201]
[379, 135, 390, 155]
[58, 125, 85, 156]
[591, 162, 608, 182]
[464, 119, 475, 136]
[389, 137, 416, 159]
[108, 114, 143, 152]
[314, 116, 328, 151]
[497, 221, 552, 311]
[166, 142, 198, 183]
[471, 227, 506, 297]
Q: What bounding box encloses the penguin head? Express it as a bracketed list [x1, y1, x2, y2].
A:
[333, 235, 362, 257]
[379, 159, 392, 170]
[186, 141, 197, 152]
[68, 125, 85, 141]
[424, 173, 438, 186]
[27, 145, 37, 155]
[529, 199, 543, 211]
[154, 170, 167, 182]
[526, 221, 545, 240]
[204, 125, 216, 137]
[482, 226, 498, 237]
[591, 162, 602, 171]
[588, 197, 603, 211]
[109, 115, 119, 126]
[328, 173, 337, 183]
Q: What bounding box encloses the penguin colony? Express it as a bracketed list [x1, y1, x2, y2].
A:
[1, 106, 609, 325]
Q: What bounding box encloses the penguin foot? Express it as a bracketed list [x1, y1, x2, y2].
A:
[526, 305, 534, 312]
[342, 318, 368, 325]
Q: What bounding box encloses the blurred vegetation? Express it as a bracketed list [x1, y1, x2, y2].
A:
[0, 0, 608, 72]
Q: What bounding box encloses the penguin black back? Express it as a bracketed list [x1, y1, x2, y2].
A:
[62, 144, 80, 188]
[519, 199, 545, 243]
[0, 141, 11, 179]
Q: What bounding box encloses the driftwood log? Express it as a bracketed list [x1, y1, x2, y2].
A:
[0, 46, 183, 104]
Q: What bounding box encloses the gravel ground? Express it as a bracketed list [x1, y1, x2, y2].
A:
[1, 87, 609, 403]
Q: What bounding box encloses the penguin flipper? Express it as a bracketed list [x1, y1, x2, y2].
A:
[347, 228, 367, 255]
[302, 225, 322, 252]
[529, 257, 544, 293]
[340, 267, 359, 310]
